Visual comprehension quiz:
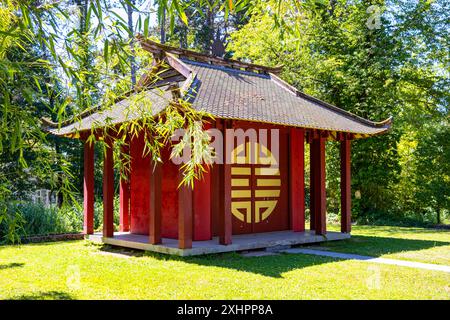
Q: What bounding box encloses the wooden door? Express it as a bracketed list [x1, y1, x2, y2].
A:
[230, 127, 289, 234]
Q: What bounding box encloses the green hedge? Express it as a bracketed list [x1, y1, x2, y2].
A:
[0, 197, 120, 244]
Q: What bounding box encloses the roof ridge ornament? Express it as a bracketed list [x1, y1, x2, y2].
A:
[136, 34, 283, 75]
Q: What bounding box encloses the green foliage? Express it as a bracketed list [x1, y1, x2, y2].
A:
[0, 0, 448, 244]
[394, 120, 450, 224]
[0, 202, 82, 242]
[0, 196, 125, 243]
[0, 208, 25, 245]
[229, 0, 449, 225]
[0, 1, 215, 241]
[157, 0, 250, 57]
[92, 197, 121, 232]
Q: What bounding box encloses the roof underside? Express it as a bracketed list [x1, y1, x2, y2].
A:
[44, 38, 391, 138]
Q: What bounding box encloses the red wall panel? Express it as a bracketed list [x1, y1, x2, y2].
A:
[161, 147, 179, 238]
[130, 133, 151, 235]
[193, 171, 212, 240]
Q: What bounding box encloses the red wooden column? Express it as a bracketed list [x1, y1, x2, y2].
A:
[103, 136, 114, 238]
[211, 162, 220, 237]
[178, 173, 193, 249]
[119, 144, 130, 232]
[211, 120, 222, 237]
[311, 136, 326, 235]
[340, 138, 352, 233]
[219, 120, 232, 245]
[289, 128, 305, 232]
[83, 140, 95, 235]
[150, 162, 162, 244]
[309, 139, 316, 231]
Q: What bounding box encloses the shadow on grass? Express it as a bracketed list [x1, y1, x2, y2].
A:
[0, 262, 25, 270]
[9, 291, 74, 300]
[97, 243, 334, 278]
[97, 233, 450, 278]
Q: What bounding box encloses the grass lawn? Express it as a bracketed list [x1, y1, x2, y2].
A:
[0, 225, 449, 300]
[322, 225, 450, 265]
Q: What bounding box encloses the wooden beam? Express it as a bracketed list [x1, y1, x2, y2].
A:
[150, 162, 162, 244]
[145, 75, 186, 90]
[137, 36, 283, 74]
[311, 137, 327, 235]
[165, 53, 193, 78]
[178, 172, 193, 249]
[289, 128, 305, 232]
[103, 136, 114, 238]
[83, 140, 95, 235]
[340, 139, 352, 233]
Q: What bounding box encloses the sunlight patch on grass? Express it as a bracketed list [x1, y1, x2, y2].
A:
[323, 225, 450, 265]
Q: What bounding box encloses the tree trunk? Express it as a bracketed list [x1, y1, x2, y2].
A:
[436, 207, 441, 224]
[160, 9, 166, 44]
[127, 0, 136, 87]
[206, 7, 214, 54]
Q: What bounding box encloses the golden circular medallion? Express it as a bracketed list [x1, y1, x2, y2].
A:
[231, 142, 281, 224]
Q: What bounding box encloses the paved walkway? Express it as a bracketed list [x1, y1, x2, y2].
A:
[282, 248, 450, 273]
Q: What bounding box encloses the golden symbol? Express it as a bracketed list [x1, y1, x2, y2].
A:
[231, 142, 281, 224]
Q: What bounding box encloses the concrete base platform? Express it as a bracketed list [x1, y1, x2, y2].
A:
[87, 230, 351, 256]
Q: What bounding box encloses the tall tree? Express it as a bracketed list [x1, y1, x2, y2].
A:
[229, 0, 449, 222]
[127, 0, 137, 86]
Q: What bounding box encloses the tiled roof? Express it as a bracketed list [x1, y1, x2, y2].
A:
[44, 88, 172, 136]
[184, 60, 390, 135]
[44, 38, 391, 138]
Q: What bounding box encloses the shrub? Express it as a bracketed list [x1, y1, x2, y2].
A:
[93, 197, 121, 232]
[0, 201, 83, 243]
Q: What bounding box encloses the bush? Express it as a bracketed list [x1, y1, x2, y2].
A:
[0, 201, 83, 243]
[354, 209, 437, 228]
[93, 197, 121, 232]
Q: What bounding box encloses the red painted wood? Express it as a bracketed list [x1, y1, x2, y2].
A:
[193, 171, 212, 240]
[211, 164, 220, 237]
[83, 141, 95, 235]
[210, 120, 221, 237]
[119, 144, 130, 232]
[103, 137, 114, 238]
[220, 120, 232, 244]
[340, 139, 352, 233]
[161, 146, 179, 238]
[150, 162, 162, 244]
[309, 141, 316, 231]
[289, 128, 305, 232]
[178, 172, 193, 249]
[130, 132, 151, 235]
[222, 160, 232, 243]
[217, 120, 290, 235]
[311, 137, 326, 235]
[193, 122, 213, 240]
[251, 127, 289, 233]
